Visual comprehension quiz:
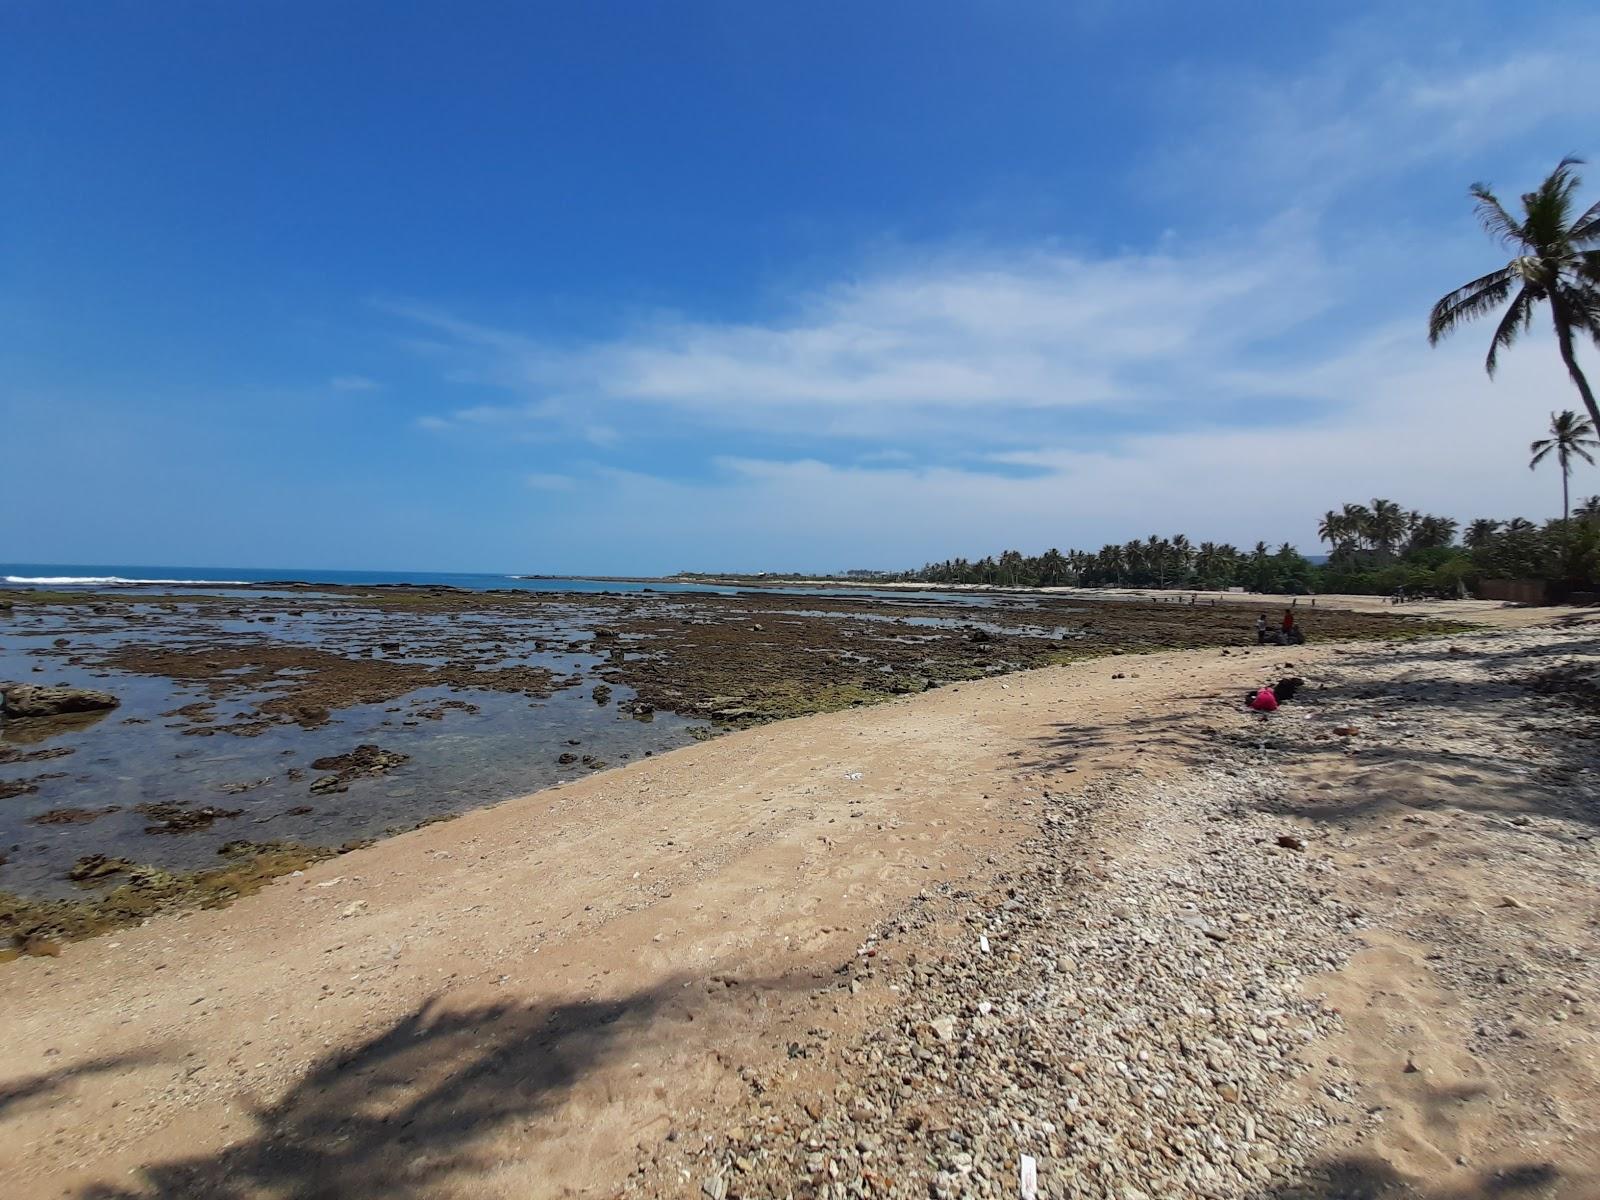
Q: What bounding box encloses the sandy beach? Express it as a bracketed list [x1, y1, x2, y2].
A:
[2, 603, 1597, 1198]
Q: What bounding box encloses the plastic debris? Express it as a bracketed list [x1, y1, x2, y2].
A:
[1020, 1153, 1038, 1200]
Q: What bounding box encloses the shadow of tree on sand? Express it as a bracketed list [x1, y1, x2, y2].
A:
[1, 1048, 172, 1120]
[79, 973, 784, 1200]
[1267, 1154, 1561, 1199]
[1018, 638, 1600, 832]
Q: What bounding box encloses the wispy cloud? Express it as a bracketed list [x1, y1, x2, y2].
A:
[509, 327, 1585, 571]
[399, 227, 1338, 450]
[1152, 19, 1599, 207]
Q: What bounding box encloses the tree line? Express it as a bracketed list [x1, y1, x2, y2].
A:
[902, 494, 1600, 597]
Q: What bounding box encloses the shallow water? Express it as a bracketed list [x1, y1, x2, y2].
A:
[0, 562, 1005, 607]
[0, 598, 698, 899]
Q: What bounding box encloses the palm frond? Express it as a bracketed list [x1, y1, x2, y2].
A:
[1549, 156, 1587, 205]
[1522, 158, 1586, 249]
[1469, 184, 1525, 248]
[1429, 266, 1515, 342]
[1485, 286, 1534, 375]
[1555, 282, 1600, 339]
[1570, 197, 1600, 246]
[1530, 439, 1554, 468]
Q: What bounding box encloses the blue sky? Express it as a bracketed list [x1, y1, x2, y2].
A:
[5, 1, 1598, 573]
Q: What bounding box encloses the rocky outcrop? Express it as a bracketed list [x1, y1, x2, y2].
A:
[307, 744, 410, 794]
[0, 684, 120, 719]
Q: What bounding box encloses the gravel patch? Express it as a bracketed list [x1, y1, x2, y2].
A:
[629, 754, 1359, 1197]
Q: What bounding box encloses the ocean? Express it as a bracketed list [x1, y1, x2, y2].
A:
[0, 563, 991, 606]
[0, 563, 724, 594]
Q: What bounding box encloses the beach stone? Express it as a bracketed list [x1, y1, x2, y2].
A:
[0, 683, 119, 719]
[22, 935, 62, 958]
[309, 744, 409, 780]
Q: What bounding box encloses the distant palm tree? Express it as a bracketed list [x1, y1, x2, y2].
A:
[1429, 158, 1600, 427]
[1576, 495, 1600, 524]
[1170, 533, 1193, 584]
[1317, 509, 1349, 555]
[1406, 514, 1459, 552]
[1340, 502, 1373, 549]
[1464, 518, 1503, 549]
[1367, 499, 1408, 558]
[1529, 409, 1599, 522]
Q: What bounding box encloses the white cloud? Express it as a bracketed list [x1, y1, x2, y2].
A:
[1152, 20, 1599, 206]
[403, 228, 1337, 445]
[515, 327, 1594, 570]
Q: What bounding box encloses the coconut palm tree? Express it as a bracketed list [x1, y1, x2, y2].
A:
[1428, 157, 1600, 427]
[1464, 518, 1503, 549]
[1037, 548, 1067, 586]
[997, 548, 1026, 586]
[1340, 503, 1373, 550]
[1317, 509, 1348, 554]
[1529, 409, 1599, 523]
[1367, 499, 1408, 558]
[1170, 533, 1193, 584]
[1405, 514, 1459, 552]
[1576, 496, 1600, 524]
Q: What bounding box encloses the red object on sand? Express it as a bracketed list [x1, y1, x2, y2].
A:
[1249, 687, 1278, 712]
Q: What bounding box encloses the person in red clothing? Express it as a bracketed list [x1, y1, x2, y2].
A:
[1282, 609, 1295, 635]
[1247, 686, 1278, 712]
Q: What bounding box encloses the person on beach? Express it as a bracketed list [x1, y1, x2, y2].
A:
[1244, 676, 1302, 711]
[1282, 610, 1307, 645]
[1255, 614, 1269, 644]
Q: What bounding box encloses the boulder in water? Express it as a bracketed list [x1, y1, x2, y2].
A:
[1, 684, 120, 719]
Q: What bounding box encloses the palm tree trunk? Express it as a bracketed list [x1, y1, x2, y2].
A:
[1552, 302, 1600, 430]
[1564, 461, 1571, 524]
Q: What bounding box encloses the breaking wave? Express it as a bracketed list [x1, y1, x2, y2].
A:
[3, 575, 250, 586]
